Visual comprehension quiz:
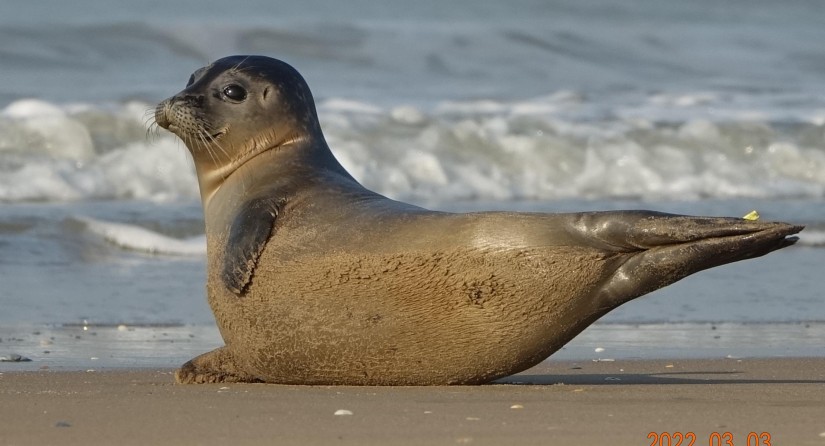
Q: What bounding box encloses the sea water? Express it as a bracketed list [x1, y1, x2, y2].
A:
[1, 0, 824, 369]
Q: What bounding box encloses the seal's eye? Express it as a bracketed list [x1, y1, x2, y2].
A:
[223, 85, 247, 102]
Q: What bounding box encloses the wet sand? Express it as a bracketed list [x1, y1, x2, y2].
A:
[1, 358, 824, 446]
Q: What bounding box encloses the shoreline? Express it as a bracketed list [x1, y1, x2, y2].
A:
[2, 358, 824, 446]
[2, 322, 823, 372]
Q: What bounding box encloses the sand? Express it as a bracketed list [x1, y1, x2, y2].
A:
[1, 358, 824, 446]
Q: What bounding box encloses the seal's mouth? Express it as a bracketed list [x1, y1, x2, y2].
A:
[209, 130, 226, 140]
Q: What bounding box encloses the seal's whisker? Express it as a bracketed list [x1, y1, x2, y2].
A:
[181, 134, 192, 150]
[205, 132, 236, 186]
[204, 132, 232, 161]
[142, 113, 156, 128]
[210, 136, 233, 164]
[145, 124, 158, 143]
[231, 56, 252, 74]
[199, 121, 233, 165]
[201, 132, 231, 186]
[144, 114, 159, 140]
[197, 131, 221, 169]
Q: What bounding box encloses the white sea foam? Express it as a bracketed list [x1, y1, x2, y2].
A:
[1, 98, 824, 204]
[320, 96, 825, 202]
[75, 216, 206, 256]
[797, 229, 825, 247]
[0, 99, 198, 202]
[0, 99, 95, 160]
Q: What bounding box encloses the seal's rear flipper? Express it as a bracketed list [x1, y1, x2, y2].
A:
[583, 212, 804, 307]
[222, 198, 281, 295]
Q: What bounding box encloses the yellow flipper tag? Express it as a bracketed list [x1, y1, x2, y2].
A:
[742, 210, 760, 221]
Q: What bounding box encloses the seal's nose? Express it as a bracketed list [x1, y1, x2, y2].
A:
[182, 94, 205, 107]
[155, 94, 206, 132]
[154, 99, 172, 129]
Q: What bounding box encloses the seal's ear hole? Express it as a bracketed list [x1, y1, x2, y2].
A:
[262, 87, 271, 101]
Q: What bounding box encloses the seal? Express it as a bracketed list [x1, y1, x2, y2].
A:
[155, 55, 802, 385]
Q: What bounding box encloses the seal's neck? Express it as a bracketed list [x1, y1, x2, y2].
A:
[195, 133, 358, 211]
[194, 161, 235, 210]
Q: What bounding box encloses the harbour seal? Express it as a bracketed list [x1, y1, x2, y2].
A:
[155, 55, 802, 385]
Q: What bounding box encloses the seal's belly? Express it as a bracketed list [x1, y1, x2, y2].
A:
[208, 244, 614, 384]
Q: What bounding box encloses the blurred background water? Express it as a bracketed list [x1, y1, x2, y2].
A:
[1, 0, 823, 367]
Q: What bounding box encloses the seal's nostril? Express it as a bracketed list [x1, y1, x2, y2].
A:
[184, 95, 205, 107]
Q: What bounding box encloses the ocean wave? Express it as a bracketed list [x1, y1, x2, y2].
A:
[73, 216, 206, 256]
[1, 97, 824, 203]
[0, 99, 198, 202]
[797, 229, 825, 247]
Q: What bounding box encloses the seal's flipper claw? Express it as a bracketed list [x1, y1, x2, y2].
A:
[222, 199, 280, 295]
[176, 347, 262, 384]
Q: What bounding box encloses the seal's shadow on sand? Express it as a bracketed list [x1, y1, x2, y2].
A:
[497, 372, 825, 386]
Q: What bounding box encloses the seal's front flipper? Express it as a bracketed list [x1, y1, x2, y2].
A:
[176, 347, 262, 384]
[222, 198, 281, 295]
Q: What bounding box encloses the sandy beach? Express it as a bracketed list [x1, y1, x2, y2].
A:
[1, 358, 823, 446]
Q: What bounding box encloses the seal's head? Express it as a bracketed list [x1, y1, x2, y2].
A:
[155, 56, 323, 200]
